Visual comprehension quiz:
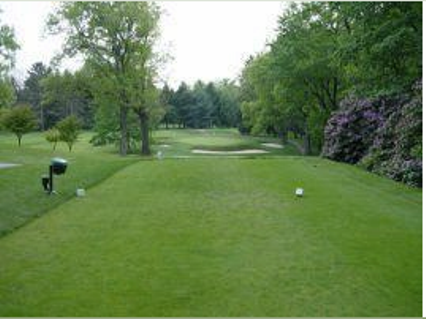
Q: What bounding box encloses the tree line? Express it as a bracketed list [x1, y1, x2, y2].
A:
[0, 2, 164, 156]
[0, 1, 422, 184]
[239, 2, 421, 154]
[160, 80, 241, 130]
[3, 62, 242, 151]
[0, 2, 243, 155]
[238, 1, 422, 186]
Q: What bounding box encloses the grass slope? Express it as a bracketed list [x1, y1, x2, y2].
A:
[0, 129, 296, 236]
[0, 132, 137, 236]
[0, 157, 421, 316]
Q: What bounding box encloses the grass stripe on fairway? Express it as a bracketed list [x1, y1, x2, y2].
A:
[0, 157, 421, 316]
[0, 132, 137, 236]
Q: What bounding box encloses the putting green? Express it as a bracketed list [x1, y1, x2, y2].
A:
[0, 157, 421, 316]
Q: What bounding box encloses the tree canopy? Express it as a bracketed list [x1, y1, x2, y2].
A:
[240, 2, 422, 154]
[162, 80, 241, 130]
[47, 2, 162, 155]
[1, 104, 36, 146]
[0, 9, 19, 109]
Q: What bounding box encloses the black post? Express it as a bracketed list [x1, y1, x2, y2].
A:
[49, 164, 53, 194]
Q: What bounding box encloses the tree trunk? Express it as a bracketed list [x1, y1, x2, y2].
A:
[40, 105, 45, 131]
[281, 129, 288, 144]
[303, 123, 311, 156]
[139, 111, 150, 156]
[119, 106, 128, 156]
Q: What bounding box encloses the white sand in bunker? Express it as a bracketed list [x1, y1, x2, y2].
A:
[192, 149, 269, 155]
[261, 143, 284, 149]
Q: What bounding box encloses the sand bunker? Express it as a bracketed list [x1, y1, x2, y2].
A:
[0, 163, 21, 169]
[192, 149, 269, 155]
[261, 143, 284, 149]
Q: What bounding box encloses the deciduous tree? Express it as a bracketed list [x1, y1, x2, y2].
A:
[1, 104, 37, 146]
[47, 2, 162, 156]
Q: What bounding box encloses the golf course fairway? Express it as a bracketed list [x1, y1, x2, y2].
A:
[0, 157, 421, 316]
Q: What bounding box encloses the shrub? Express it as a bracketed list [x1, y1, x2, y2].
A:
[56, 115, 81, 151]
[322, 96, 385, 164]
[322, 81, 422, 187]
[45, 128, 60, 150]
[364, 90, 422, 187]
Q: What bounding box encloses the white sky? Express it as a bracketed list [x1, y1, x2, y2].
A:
[0, 1, 286, 88]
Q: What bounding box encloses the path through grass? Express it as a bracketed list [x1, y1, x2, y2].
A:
[0, 156, 421, 316]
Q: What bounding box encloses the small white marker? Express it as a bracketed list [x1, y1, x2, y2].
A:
[157, 151, 163, 160]
[295, 188, 304, 197]
[76, 188, 86, 197]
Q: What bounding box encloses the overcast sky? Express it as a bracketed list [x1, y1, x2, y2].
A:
[0, 1, 286, 88]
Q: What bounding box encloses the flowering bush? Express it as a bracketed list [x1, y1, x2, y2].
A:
[322, 81, 422, 187]
[322, 96, 384, 164]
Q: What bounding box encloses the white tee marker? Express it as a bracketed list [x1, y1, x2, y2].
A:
[295, 188, 304, 197]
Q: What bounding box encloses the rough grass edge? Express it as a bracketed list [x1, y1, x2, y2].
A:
[0, 159, 139, 239]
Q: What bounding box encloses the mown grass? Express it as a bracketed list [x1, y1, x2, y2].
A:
[0, 152, 421, 316]
[152, 128, 300, 156]
[0, 129, 295, 237]
[0, 131, 137, 236]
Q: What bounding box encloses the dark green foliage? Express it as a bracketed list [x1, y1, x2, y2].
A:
[91, 104, 151, 155]
[41, 70, 94, 130]
[162, 80, 241, 129]
[19, 62, 52, 130]
[1, 104, 37, 146]
[90, 101, 121, 147]
[239, 1, 422, 184]
[189, 81, 214, 128]
[240, 2, 422, 135]
[170, 82, 194, 128]
[159, 84, 177, 129]
[240, 3, 344, 153]
[335, 2, 422, 95]
[214, 80, 241, 128]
